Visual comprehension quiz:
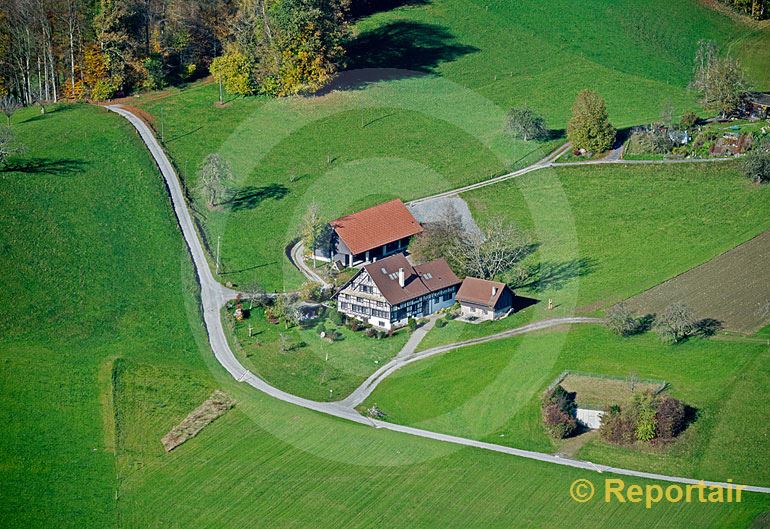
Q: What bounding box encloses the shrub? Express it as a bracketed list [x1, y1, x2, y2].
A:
[655, 395, 686, 440]
[435, 318, 447, 328]
[633, 392, 658, 442]
[365, 327, 378, 338]
[600, 392, 689, 445]
[300, 280, 325, 302]
[541, 385, 577, 439]
[329, 309, 344, 325]
[408, 317, 417, 331]
[348, 319, 361, 332]
[680, 111, 699, 129]
[742, 145, 770, 185]
[315, 322, 327, 335]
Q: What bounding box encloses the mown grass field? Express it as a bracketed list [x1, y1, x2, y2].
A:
[364, 324, 770, 487]
[224, 305, 409, 400]
[417, 162, 770, 351]
[127, 0, 768, 292]
[626, 229, 770, 333]
[5, 104, 769, 527]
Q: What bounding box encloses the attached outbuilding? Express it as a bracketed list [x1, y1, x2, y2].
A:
[455, 277, 514, 321]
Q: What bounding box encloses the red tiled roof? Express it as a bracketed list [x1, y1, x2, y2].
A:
[362, 253, 461, 305]
[330, 199, 423, 255]
[456, 277, 511, 308]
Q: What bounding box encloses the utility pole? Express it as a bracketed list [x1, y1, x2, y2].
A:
[216, 235, 221, 275]
[219, 76, 224, 105]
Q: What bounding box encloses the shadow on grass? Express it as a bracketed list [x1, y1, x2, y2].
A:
[349, 0, 431, 19]
[1, 157, 88, 175]
[220, 261, 278, 276]
[520, 257, 597, 293]
[18, 104, 77, 124]
[166, 126, 203, 143]
[511, 295, 539, 312]
[319, 21, 478, 92]
[225, 183, 288, 212]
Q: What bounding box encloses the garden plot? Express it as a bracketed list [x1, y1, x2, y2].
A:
[626, 230, 770, 334]
[558, 372, 666, 410]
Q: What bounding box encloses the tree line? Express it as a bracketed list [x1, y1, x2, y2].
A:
[0, 0, 350, 104]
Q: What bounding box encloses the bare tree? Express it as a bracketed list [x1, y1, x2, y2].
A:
[0, 126, 23, 165]
[453, 216, 531, 280]
[654, 302, 696, 344]
[300, 200, 324, 267]
[0, 96, 21, 126]
[691, 40, 747, 116]
[196, 153, 233, 209]
[410, 204, 465, 268]
[605, 302, 639, 336]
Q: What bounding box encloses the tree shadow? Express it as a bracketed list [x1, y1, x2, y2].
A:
[319, 21, 478, 92]
[1, 157, 88, 176]
[694, 318, 722, 337]
[18, 104, 77, 124]
[349, 0, 431, 19]
[225, 183, 288, 212]
[548, 128, 567, 141]
[166, 126, 203, 143]
[519, 257, 596, 293]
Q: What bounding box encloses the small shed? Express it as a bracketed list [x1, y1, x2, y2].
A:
[455, 277, 514, 321]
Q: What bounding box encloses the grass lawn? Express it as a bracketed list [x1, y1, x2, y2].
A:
[127, 0, 767, 292]
[5, 104, 769, 527]
[224, 306, 410, 401]
[464, 162, 770, 311]
[364, 324, 770, 486]
[417, 162, 770, 351]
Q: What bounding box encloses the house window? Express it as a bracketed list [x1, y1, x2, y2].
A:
[470, 306, 476, 312]
[442, 292, 452, 301]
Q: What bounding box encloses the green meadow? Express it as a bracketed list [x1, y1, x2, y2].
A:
[364, 324, 770, 487]
[4, 103, 769, 528]
[128, 0, 768, 291]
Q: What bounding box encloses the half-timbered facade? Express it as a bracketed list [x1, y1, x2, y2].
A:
[336, 253, 461, 329]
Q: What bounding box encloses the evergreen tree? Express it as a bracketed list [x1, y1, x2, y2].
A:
[567, 90, 616, 153]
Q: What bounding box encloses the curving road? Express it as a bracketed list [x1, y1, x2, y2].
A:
[107, 104, 770, 495]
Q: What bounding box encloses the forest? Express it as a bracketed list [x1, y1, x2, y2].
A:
[0, 0, 766, 105]
[0, 0, 353, 103]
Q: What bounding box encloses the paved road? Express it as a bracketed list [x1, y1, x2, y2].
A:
[407, 143, 732, 208]
[108, 105, 770, 495]
[339, 317, 600, 408]
[290, 240, 331, 288]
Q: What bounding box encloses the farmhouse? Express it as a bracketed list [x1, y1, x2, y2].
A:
[336, 253, 461, 329]
[315, 199, 423, 268]
[455, 277, 515, 321]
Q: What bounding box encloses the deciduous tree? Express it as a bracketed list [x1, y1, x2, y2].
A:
[196, 153, 234, 209]
[691, 40, 748, 116]
[654, 302, 696, 344]
[505, 105, 548, 141]
[567, 90, 616, 153]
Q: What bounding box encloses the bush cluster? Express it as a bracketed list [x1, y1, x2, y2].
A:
[541, 385, 578, 439]
[599, 392, 687, 445]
